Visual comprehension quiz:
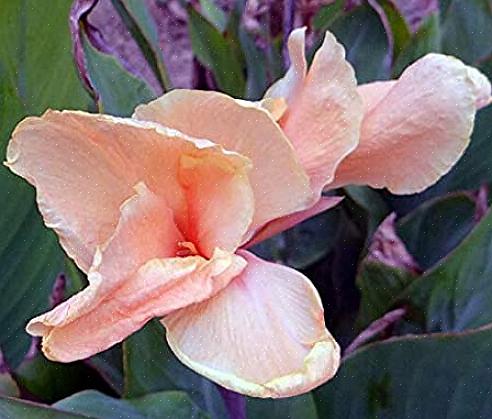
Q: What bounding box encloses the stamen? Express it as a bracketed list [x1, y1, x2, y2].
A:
[176, 241, 199, 257]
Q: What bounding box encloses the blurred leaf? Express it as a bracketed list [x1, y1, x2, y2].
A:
[356, 261, 415, 329]
[312, 0, 344, 32]
[247, 394, 318, 419]
[378, 0, 412, 60]
[82, 34, 155, 116]
[344, 186, 390, 239]
[0, 372, 19, 397]
[187, 6, 245, 96]
[441, 0, 492, 64]
[252, 208, 341, 269]
[314, 324, 492, 418]
[407, 208, 492, 332]
[238, 28, 269, 99]
[111, 0, 171, 91]
[0, 0, 90, 368]
[330, 5, 390, 82]
[55, 390, 208, 419]
[0, 397, 85, 419]
[392, 13, 440, 76]
[200, 0, 227, 32]
[123, 320, 227, 418]
[397, 193, 476, 270]
[14, 354, 110, 403]
[86, 346, 124, 396]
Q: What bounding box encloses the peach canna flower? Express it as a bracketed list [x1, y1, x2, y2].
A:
[5, 27, 491, 399]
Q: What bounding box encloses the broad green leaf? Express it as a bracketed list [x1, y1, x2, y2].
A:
[86, 346, 124, 396]
[355, 261, 416, 329]
[247, 394, 318, 419]
[83, 35, 155, 117]
[123, 320, 227, 418]
[312, 0, 344, 31]
[111, 0, 171, 91]
[407, 209, 492, 332]
[200, 0, 227, 32]
[0, 396, 85, 419]
[441, 0, 492, 64]
[55, 390, 208, 419]
[397, 193, 476, 270]
[330, 5, 390, 83]
[378, 0, 412, 60]
[187, 6, 245, 97]
[0, 372, 19, 397]
[252, 207, 341, 269]
[392, 13, 441, 77]
[0, 0, 90, 368]
[314, 324, 492, 418]
[14, 354, 110, 403]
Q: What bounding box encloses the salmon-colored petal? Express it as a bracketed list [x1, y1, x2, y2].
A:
[29, 249, 245, 362]
[162, 250, 340, 398]
[26, 183, 183, 337]
[329, 54, 492, 194]
[6, 111, 251, 270]
[245, 196, 343, 247]
[179, 152, 254, 257]
[133, 90, 313, 234]
[27, 182, 247, 361]
[264, 27, 307, 102]
[265, 30, 363, 195]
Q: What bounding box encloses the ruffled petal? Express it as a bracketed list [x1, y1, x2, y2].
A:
[329, 54, 492, 194]
[265, 29, 363, 195]
[6, 111, 252, 270]
[163, 250, 340, 398]
[245, 196, 343, 247]
[27, 184, 246, 362]
[133, 90, 313, 234]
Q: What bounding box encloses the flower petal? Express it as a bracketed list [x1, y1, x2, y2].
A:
[245, 196, 343, 247]
[133, 90, 313, 234]
[265, 30, 363, 195]
[6, 111, 251, 270]
[162, 250, 340, 398]
[27, 184, 246, 362]
[329, 54, 492, 194]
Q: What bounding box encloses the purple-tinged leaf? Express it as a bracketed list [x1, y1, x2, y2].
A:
[217, 386, 246, 419]
[391, 0, 438, 32]
[368, 213, 421, 274]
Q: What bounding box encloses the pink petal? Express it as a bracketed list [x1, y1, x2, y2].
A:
[329, 54, 492, 194]
[6, 111, 252, 270]
[133, 90, 313, 234]
[265, 29, 363, 195]
[244, 196, 343, 247]
[162, 250, 340, 398]
[27, 184, 246, 362]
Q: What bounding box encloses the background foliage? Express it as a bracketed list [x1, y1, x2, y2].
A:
[0, 0, 492, 417]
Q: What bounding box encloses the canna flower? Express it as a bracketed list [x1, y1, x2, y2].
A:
[6, 28, 491, 399]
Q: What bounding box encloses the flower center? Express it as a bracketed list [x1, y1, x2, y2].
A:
[176, 241, 199, 257]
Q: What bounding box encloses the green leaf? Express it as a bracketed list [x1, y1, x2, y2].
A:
[199, 0, 227, 32]
[441, 0, 492, 64]
[407, 208, 492, 332]
[14, 354, 111, 403]
[187, 6, 245, 97]
[111, 0, 171, 91]
[378, 0, 412, 60]
[392, 13, 441, 77]
[86, 346, 124, 396]
[356, 261, 416, 330]
[83, 34, 155, 117]
[0, 372, 19, 397]
[0, 0, 90, 368]
[247, 394, 318, 419]
[314, 325, 492, 418]
[330, 5, 390, 83]
[0, 396, 86, 419]
[55, 390, 209, 419]
[123, 320, 227, 418]
[397, 193, 476, 270]
[312, 0, 344, 32]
